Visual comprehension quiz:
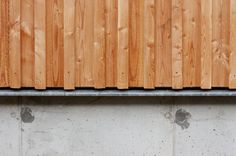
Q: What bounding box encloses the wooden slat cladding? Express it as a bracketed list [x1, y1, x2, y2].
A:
[117, 0, 129, 89]
[230, 0, 236, 88]
[105, 0, 117, 87]
[212, 0, 230, 87]
[183, 0, 201, 87]
[144, 0, 155, 88]
[9, 0, 21, 88]
[156, 0, 172, 87]
[1, 0, 236, 90]
[34, 0, 46, 89]
[75, 0, 94, 87]
[93, 0, 106, 88]
[171, 0, 183, 89]
[63, 0, 75, 89]
[46, 0, 64, 87]
[129, 0, 144, 87]
[201, 0, 212, 89]
[21, 0, 34, 87]
[0, 0, 9, 87]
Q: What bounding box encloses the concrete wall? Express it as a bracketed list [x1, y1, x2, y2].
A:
[0, 97, 236, 156]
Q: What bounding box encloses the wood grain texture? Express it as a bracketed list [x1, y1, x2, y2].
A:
[183, 0, 201, 87]
[221, 0, 230, 86]
[201, 0, 212, 89]
[229, 0, 236, 88]
[117, 0, 129, 89]
[64, 0, 75, 90]
[0, 0, 9, 87]
[156, 0, 172, 87]
[143, 0, 155, 88]
[9, 0, 21, 88]
[212, 0, 230, 87]
[21, 0, 34, 87]
[75, 0, 94, 87]
[129, 0, 144, 87]
[46, 0, 64, 87]
[105, 0, 117, 87]
[1, 0, 236, 89]
[212, 0, 222, 87]
[93, 0, 106, 88]
[34, 0, 46, 89]
[172, 0, 183, 89]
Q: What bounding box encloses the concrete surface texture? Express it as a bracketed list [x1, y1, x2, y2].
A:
[0, 97, 236, 156]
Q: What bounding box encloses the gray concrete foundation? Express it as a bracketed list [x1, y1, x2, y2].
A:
[0, 97, 236, 156]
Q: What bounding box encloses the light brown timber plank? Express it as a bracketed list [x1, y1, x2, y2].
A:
[172, 0, 183, 89]
[64, 0, 75, 89]
[9, 0, 21, 88]
[144, 0, 155, 88]
[117, 0, 129, 89]
[34, 0, 46, 89]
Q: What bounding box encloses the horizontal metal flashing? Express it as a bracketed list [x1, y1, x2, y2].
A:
[0, 89, 235, 96]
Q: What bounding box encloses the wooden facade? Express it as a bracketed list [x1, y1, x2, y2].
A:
[0, 0, 236, 90]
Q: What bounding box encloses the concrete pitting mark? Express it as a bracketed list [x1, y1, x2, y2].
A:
[175, 108, 191, 130]
[164, 112, 173, 121]
[10, 112, 17, 118]
[20, 107, 35, 123]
